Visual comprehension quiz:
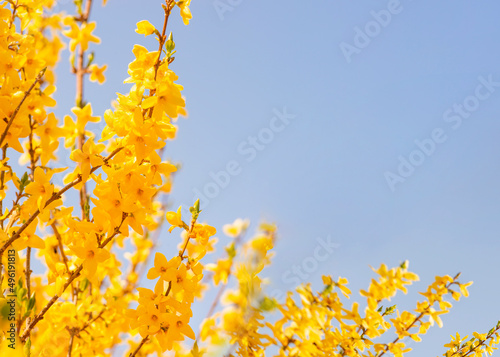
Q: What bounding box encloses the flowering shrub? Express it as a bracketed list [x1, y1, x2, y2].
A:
[0, 1, 498, 356]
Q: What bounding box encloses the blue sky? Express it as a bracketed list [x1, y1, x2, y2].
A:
[49, 0, 500, 355]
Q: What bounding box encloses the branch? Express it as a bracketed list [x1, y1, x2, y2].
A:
[20, 215, 125, 342]
[0, 67, 46, 148]
[0, 146, 123, 258]
[375, 278, 458, 357]
[75, 0, 94, 219]
[20, 265, 83, 343]
[128, 204, 198, 356]
[129, 336, 149, 357]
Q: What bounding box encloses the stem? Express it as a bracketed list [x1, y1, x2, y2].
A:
[20, 216, 125, 342]
[0, 67, 46, 149]
[28, 115, 37, 177]
[0, 147, 7, 229]
[75, 0, 93, 220]
[197, 231, 247, 343]
[67, 332, 74, 357]
[0, 146, 123, 260]
[52, 223, 70, 272]
[8, 0, 18, 29]
[78, 308, 105, 334]
[26, 246, 31, 297]
[375, 279, 458, 357]
[128, 336, 149, 357]
[20, 265, 83, 343]
[52, 222, 75, 299]
[144, 0, 174, 120]
[129, 209, 198, 355]
[450, 324, 500, 357]
[154, 2, 172, 81]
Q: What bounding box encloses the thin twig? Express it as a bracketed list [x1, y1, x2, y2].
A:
[129, 336, 149, 357]
[19, 207, 125, 342]
[78, 308, 105, 334]
[0, 146, 123, 259]
[67, 331, 75, 357]
[129, 210, 198, 356]
[52, 223, 70, 272]
[74, 0, 93, 220]
[375, 278, 458, 357]
[0, 146, 7, 229]
[0, 67, 46, 148]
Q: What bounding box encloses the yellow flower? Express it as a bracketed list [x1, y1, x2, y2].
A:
[63, 19, 101, 52]
[166, 206, 186, 232]
[71, 233, 110, 277]
[70, 139, 105, 183]
[89, 64, 107, 84]
[25, 167, 55, 210]
[223, 218, 250, 238]
[206, 257, 232, 285]
[177, 1, 192, 25]
[146, 252, 181, 281]
[137, 303, 168, 334]
[12, 219, 45, 250]
[155, 313, 195, 351]
[135, 20, 156, 36]
[71, 103, 100, 133]
[459, 281, 473, 297]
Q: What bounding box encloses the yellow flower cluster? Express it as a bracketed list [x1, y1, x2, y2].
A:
[127, 201, 216, 353]
[198, 223, 277, 356]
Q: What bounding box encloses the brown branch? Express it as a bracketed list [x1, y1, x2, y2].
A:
[78, 308, 105, 335]
[112, 2, 178, 355]
[129, 336, 149, 357]
[128, 205, 198, 355]
[154, 1, 173, 81]
[3, 140, 120, 339]
[197, 230, 247, 343]
[75, 0, 94, 220]
[67, 330, 75, 357]
[375, 278, 458, 357]
[8, 0, 18, 30]
[0, 146, 7, 228]
[20, 265, 83, 342]
[449, 323, 500, 357]
[20, 215, 125, 342]
[0, 146, 122, 257]
[52, 223, 70, 272]
[52, 222, 75, 299]
[23, 114, 37, 338]
[0, 67, 46, 148]
[98, 215, 125, 249]
[143, 0, 174, 121]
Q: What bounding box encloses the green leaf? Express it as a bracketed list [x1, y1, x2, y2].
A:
[384, 305, 396, 315]
[24, 337, 31, 357]
[17, 287, 27, 302]
[191, 341, 201, 357]
[19, 172, 30, 191]
[225, 243, 236, 259]
[189, 199, 201, 221]
[27, 293, 36, 312]
[321, 283, 333, 295]
[87, 52, 95, 67]
[80, 278, 89, 292]
[259, 296, 278, 312]
[166, 32, 175, 53]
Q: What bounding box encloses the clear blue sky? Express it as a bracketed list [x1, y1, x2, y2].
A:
[50, 0, 500, 355]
